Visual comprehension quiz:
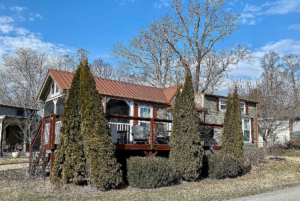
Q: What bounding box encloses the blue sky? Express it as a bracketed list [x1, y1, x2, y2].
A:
[0, 0, 300, 90]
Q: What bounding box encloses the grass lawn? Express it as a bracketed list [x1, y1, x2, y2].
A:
[1, 156, 300, 201]
[0, 158, 28, 165]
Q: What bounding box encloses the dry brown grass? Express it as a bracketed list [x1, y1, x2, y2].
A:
[0, 157, 300, 201]
[0, 157, 28, 165]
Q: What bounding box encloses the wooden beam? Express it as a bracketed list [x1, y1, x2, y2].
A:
[203, 146, 222, 151]
[251, 118, 254, 143]
[106, 114, 172, 123]
[150, 119, 154, 150]
[153, 106, 157, 130]
[104, 96, 107, 113]
[256, 103, 259, 148]
[134, 103, 138, 125]
[49, 150, 55, 181]
[201, 111, 205, 123]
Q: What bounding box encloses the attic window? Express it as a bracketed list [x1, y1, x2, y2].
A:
[50, 82, 60, 97]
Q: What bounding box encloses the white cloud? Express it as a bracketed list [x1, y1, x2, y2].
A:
[0, 16, 13, 24]
[227, 39, 300, 80]
[117, 0, 135, 5]
[0, 24, 14, 34]
[10, 6, 27, 12]
[263, 0, 300, 15]
[240, 0, 300, 25]
[29, 18, 34, 21]
[154, 0, 170, 8]
[34, 14, 43, 19]
[288, 24, 300, 30]
[0, 16, 14, 34]
[15, 28, 30, 35]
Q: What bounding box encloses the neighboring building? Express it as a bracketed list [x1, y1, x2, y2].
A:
[36, 69, 259, 148]
[0, 104, 39, 156]
[194, 93, 259, 149]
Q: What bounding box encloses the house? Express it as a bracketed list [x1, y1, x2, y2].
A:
[36, 69, 259, 152]
[194, 93, 259, 149]
[0, 104, 40, 157]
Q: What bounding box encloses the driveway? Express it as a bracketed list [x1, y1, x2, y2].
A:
[228, 185, 300, 201]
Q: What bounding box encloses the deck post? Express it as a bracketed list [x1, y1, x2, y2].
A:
[150, 119, 154, 150]
[49, 149, 55, 181]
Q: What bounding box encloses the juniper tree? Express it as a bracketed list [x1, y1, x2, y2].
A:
[221, 86, 244, 172]
[169, 71, 203, 181]
[80, 59, 123, 190]
[51, 64, 86, 185]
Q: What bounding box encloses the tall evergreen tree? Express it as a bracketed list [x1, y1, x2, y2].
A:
[51, 64, 86, 185]
[169, 71, 203, 181]
[221, 86, 244, 171]
[80, 59, 123, 190]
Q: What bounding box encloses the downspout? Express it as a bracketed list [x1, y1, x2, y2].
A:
[0, 116, 7, 158]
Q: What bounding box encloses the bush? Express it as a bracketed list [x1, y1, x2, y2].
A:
[127, 157, 179, 189]
[208, 154, 241, 179]
[286, 137, 300, 150]
[268, 144, 286, 159]
[244, 148, 266, 167]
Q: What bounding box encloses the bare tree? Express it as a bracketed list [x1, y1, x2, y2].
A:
[89, 58, 116, 79]
[230, 52, 299, 148]
[13, 108, 41, 152]
[198, 45, 252, 93]
[0, 48, 48, 107]
[111, 14, 181, 88]
[161, 0, 243, 92]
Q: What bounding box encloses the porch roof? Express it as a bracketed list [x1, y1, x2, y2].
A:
[37, 69, 178, 105]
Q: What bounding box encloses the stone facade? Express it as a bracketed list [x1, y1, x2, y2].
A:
[200, 95, 257, 148]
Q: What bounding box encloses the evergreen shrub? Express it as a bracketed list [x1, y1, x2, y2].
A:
[169, 71, 203, 181]
[208, 153, 241, 179]
[127, 157, 179, 189]
[286, 137, 300, 150]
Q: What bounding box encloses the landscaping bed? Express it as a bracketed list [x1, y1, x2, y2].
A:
[1, 156, 300, 201]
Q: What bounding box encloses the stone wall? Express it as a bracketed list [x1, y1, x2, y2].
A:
[203, 95, 257, 148]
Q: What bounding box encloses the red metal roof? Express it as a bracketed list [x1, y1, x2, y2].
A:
[39, 69, 178, 104]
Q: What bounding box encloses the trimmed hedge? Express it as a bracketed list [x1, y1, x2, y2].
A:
[208, 154, 241, 179]
[127, 157, 179, 189]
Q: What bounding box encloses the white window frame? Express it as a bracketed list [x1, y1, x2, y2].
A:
[240, 101, 246, 114]
[138, 105, 153, 134]
[50, 81, 60, 98]
[242, 118, 251, 143]
[219, 98, 227, 112]
[167, 111, 173, 131]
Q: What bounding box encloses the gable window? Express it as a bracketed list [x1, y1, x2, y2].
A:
[50, 82, 60, 97]
[220, 98, 227, 111]
[242, 118, 251, 142]
[240, 102, 245, 114]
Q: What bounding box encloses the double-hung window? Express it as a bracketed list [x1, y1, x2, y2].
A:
[220, 98, 227, 111]
[240, 102, 245, 114]
[242, 118, 251, 142]
[139, 106, 152, 134]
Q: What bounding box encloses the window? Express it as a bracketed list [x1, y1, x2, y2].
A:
[242, 118, 251, 142]
[140, 107, 151, 118]
[240, 102, 245, 114]
[139, 106, 152, 134]
[220, 98, 227, 111]
[50, 82, 60, 97]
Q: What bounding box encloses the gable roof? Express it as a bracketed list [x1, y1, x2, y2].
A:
[37, 69, 178, 105]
